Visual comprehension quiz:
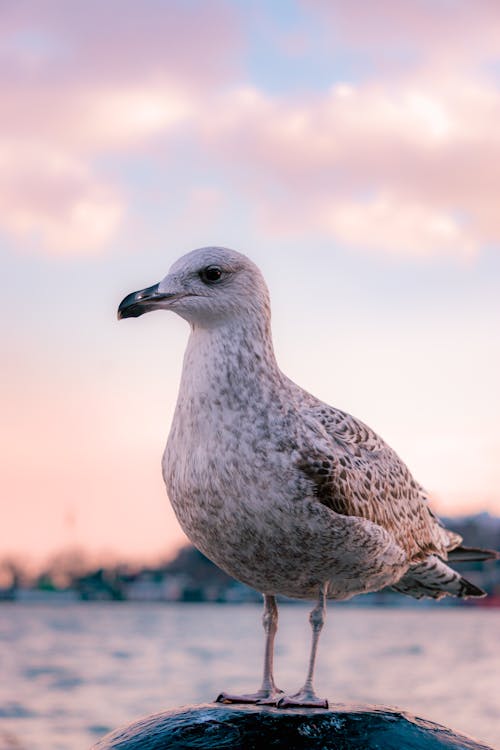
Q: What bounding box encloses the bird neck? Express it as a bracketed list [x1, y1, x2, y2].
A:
[180, 317, 283, 403]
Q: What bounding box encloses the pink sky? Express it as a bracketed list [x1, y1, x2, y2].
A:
[1, 1, 499, 565]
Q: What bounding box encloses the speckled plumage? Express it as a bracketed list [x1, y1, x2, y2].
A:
[153, 247, 481, 603]
[119, 246, 494, 706]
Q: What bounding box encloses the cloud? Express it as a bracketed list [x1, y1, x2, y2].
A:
[197, 70, 500, 259]
[1, 0, 499, 260]
[304, 0, 500, 68]
[0, 142, 123, 254]
[0, 75, 194, 253]
[0, 0, 241, 87]
[321, 194, 474, 261]
[0, 0, 240, 255]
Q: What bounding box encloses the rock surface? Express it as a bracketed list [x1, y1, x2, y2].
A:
[91, 702, 495, 750]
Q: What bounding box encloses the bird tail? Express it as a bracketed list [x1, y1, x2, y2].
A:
[446, 545, 499, 563]
[392, 556, 486, 600]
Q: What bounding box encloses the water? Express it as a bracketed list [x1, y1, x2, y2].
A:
[0, 603, 498, 749]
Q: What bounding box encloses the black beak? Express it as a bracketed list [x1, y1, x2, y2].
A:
[117, 283, 175, 319]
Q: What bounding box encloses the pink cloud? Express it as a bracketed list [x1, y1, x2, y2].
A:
[1, 0, 499, 261]
[0, 0, 240, 255]
[321, 194, 474, 261]
[197, 70, 500, 259]
[0, 1, 241, 88]
[0, 142, 123, 254]
[304, 0, 500, 67]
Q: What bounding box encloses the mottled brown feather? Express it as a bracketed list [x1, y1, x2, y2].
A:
[297, 402, 460, 562]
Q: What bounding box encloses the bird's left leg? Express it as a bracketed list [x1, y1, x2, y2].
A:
[278, 583, 329, 708]
[216, 594, 284, 705]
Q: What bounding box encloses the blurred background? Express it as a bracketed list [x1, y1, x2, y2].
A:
[0, 2, 499, 749]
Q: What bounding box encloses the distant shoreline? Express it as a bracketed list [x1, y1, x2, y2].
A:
[2, 513, 499, 606]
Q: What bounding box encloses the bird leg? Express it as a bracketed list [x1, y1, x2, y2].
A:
[278, 584, 329, 708]
[216, 594, 283, 705]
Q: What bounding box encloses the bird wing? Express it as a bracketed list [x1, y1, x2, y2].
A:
[392, 556, 486, 599]
[296, 401, 459, 562]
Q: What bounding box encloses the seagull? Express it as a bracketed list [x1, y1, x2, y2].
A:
[118, 246, 498, 709]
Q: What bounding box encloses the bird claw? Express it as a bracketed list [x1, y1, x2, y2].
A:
[277, 690, 329, 709]
[216, 689, 284, 706]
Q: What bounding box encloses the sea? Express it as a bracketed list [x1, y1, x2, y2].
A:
[0, 603, 498, 750]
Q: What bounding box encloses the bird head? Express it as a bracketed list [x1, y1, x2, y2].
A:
[117, 246, 270, 328]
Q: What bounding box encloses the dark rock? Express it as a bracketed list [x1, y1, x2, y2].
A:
[91, 702, 495, 750]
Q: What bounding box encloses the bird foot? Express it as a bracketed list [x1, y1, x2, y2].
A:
[256, 689, 285, 706]
[216, 688, 284, 706]
[277, 689, 328, 709]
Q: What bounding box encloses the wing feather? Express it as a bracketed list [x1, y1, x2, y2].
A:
[297, 402, 458, 562]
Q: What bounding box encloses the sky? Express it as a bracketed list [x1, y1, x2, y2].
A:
[1, 0, 499, 566]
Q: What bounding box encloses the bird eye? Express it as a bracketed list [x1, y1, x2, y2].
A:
[200, 266, 223, 283]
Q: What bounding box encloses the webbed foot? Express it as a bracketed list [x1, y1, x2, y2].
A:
[216, 688, 284, 706]
[277, 689, 328, 709]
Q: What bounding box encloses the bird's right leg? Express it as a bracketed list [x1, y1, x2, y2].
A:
[216, 594, 283, 705]
[277, 583, 328, 708]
